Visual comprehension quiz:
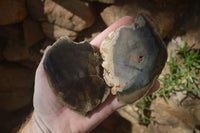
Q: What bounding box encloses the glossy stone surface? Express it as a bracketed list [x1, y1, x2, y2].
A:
[100, 14, 167, 104]
[43, 36, 110, 115]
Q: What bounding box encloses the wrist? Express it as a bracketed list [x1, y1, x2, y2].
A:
[32, 111, 52, 133]
[18, 111, 51, 133]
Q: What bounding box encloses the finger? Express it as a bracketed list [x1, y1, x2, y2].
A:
[36, 46, 51, 74]
[84, 95, 124, 132]
[34, 46, 64, 114]
[146, 80, 160, 96]
[90, 16, 134, 50]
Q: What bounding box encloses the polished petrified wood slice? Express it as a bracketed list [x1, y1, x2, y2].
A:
[100, 14, 167, 104]
[43, 36, 110, 115]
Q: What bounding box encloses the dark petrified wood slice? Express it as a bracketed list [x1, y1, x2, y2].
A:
[100, 14, 167, 104]
[43, 36, 110, 115]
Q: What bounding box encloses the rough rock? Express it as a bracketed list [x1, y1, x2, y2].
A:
[43, 39, 55, 49]
[100, 0, 179, 38]
[148, 98, 197, 133]
[131, 123, 147, 133]
[43, 0, 95, 32]
[0, 0, 27, 25]
[39, 39, 55, 53]
[118, 105, 140, 124]
[18, 60, 38, 69]
[23, 18, 45, 47]
[0, 43, 4, 62]
[87, 0, 115, 4]
[3, 41, 29, 61]
[0, 88, 32, 112]
[160, 36, 186, 77]
[0, 54, 3, 62]
[92, 112, 132, 133]
[26, 0, 45, 21]
[0, 64, 34, 92]
[153, 0, 184, 5]
[0, 64, 34, 111]
[41, 22, 77, 40]
[3, 40, 41, 63]
[181, 96, 200, 128]
[183, 33, 200, 50]
[0, 24, 23, 41]
[167, 37, 184, 58]
[166, 35, 200, 63]
[179, 8, 200, 49]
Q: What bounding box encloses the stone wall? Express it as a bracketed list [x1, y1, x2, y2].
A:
[0, 0, 199, 132]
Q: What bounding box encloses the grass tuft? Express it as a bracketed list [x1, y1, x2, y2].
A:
[134, 39, 200, 125]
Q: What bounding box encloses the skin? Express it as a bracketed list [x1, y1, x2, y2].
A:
[19, 16, 160, 133]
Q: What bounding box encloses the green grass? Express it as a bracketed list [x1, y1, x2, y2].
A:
[134, 39, 200, 125]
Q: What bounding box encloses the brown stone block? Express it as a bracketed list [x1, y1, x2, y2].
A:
[0, 0, 27, 25]
[41, 22, 77, 40]
[23, 18, 45, 47]
[0, 64, 34, 111]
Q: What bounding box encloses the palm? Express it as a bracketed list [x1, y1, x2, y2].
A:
[34, 61, 120, 132]
[33, 16, 160, 133]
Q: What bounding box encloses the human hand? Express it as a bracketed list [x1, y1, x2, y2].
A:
[20, 16, 160, 133]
